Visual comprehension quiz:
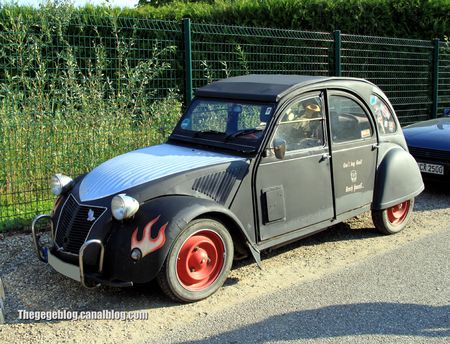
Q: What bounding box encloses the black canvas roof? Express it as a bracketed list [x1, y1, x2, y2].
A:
[195, 74, 330, 102]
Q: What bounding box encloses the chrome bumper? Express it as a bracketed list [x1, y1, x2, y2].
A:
[79, 239, 104, 288]
[48, 250, 80, 282]
[32, 214, 105, 288]
[31, 214, 53, 262]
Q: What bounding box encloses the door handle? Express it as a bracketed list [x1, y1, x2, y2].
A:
[372, 143, 380, 150]
[321, 153, 331, 161]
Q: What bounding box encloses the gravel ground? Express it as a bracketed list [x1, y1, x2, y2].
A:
[151, 228, 450, 344]
[0, 184, 449, 343]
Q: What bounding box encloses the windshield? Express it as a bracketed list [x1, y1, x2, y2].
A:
[171, 99, 275, 151]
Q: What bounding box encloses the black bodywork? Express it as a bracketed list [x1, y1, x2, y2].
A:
[38, 75, 424, 287]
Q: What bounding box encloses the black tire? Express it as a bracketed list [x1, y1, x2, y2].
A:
[156, 219, 234, 302]
[372, 198, 414, 235]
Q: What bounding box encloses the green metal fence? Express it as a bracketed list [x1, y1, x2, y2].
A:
[340, 34, 435, 124]
[0, 14, 182, 230]
[437, 41, 450, 117]
[189, 23, 333, 91]
[0, 15, 449, 231]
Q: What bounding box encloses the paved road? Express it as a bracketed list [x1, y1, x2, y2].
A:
[153, 230, 450, 344]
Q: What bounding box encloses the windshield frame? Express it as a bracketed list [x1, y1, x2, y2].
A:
[169, 97, 277, 153]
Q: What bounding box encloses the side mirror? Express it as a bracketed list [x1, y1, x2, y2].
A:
[273, 139, 286, 160]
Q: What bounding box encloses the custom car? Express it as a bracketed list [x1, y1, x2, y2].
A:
[32, 75, 424, 302]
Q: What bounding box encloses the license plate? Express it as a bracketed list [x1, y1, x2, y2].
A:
[418, 162, 444, 175]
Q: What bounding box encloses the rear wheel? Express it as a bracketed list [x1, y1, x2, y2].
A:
[372, 199, 414, 234]
[157, 219, 233, 302]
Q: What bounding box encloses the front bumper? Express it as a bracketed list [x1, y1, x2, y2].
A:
[48, 249, 80, 282]
[32, 214, 133, 288]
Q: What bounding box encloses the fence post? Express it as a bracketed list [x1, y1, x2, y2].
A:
[333, 30, 341, 77]
[182, 18, 193, 105]
[431, 38, 440, 119]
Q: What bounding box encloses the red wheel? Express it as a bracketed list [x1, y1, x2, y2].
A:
[157, 219, 233, 302]
[386, 200, 410, 226]
[372, 198, 414, 235]
[176, 230, 225, 291]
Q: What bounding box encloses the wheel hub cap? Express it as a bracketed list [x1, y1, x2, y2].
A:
[176, 230, 225, 291]
[387, 200, 410, 225]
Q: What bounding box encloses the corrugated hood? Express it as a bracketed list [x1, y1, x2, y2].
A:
[79, 144, 245, 202]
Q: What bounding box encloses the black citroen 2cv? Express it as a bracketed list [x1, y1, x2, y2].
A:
[32, 75, 424, 302]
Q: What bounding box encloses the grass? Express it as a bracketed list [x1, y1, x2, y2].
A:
[0, 4, 182, 231]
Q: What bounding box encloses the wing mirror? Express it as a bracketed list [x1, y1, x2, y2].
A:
[273, 138, 286, 160]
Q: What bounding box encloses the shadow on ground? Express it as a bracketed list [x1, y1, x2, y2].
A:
[185, 303, 450, 342]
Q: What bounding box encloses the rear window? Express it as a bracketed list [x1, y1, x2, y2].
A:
[370, 95, 397, 134]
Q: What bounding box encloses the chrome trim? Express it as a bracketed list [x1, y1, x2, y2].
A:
[54, 194, 107, 254]
[79, 239, 105, 288]
[54, 196, 71, 251]
[31, 214, 53, 262]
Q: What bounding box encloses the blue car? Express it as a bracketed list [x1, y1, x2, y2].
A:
[403, 110, 450, 183]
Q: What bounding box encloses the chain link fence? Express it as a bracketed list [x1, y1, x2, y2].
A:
[0, 14, 448, 231]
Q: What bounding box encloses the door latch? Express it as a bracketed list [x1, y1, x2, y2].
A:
[321, 153, 331, 161]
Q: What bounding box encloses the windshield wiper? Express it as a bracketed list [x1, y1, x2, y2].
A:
[193, 130, 225, 137]
[225, 128, 262, 140]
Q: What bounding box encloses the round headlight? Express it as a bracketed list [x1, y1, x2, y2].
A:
[111, 194, 139, 220]
[50, 174, 73, 196]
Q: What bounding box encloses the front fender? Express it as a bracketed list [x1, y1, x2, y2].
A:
[372, 148, 424, 210]
[104, 195, 248, 284]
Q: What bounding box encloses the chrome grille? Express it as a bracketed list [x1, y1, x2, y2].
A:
[55, 195, 106, 254]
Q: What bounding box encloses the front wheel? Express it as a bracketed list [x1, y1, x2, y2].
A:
[372, 199, 414, 235]
[157, 219, 234, 302]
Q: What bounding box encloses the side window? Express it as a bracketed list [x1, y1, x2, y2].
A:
[329, 95, 373, 143]
[369, 94, 397, 134]
[274, 96, 325, 152]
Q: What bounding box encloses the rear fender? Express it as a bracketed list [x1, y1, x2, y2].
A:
[372, 148, 424, 210]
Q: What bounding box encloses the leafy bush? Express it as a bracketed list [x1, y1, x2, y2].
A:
[137, 0, 449, 40]
[0, 3, 182, 230]
[2, 0, 448, 40]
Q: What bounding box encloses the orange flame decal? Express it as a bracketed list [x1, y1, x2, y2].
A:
[131, 215, 168, 258]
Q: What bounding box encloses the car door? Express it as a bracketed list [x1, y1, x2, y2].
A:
[328, 92, 378, 215]
[255, 92, 334, 241]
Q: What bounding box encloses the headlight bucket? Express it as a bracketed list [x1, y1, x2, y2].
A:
[111, 194, 139, 220]
[50, 174, 73, 196]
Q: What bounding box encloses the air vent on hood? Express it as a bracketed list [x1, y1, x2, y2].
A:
[192, 166, 245, 204]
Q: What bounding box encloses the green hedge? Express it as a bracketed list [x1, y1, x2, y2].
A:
[136, 0, 449, 40]
[2, 0, 449, 40]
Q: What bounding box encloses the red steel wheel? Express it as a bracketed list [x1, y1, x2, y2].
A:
[157, 219, 233, 302]
[386, 200, 410, 226]
[176, 230, 225, 291]
[372, 198, 414, 235]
